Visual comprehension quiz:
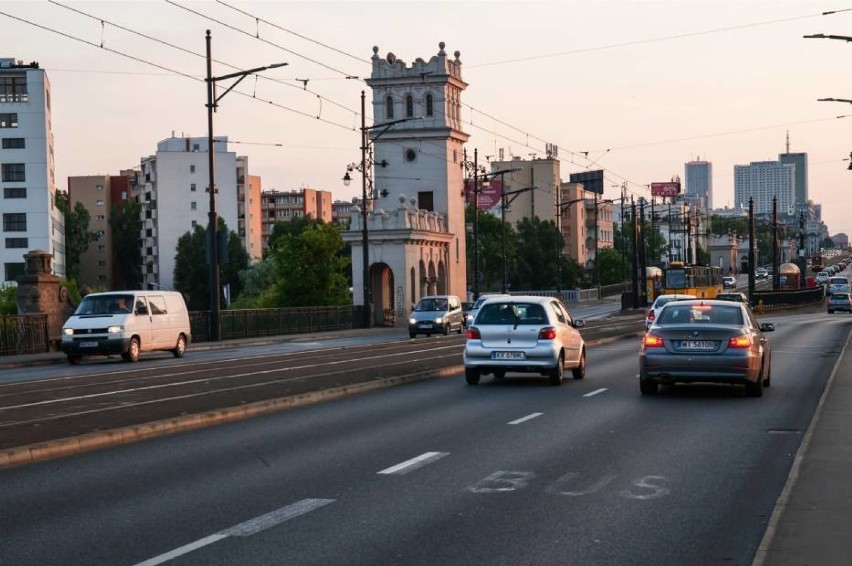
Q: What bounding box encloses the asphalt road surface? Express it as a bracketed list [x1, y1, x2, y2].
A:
[1, 309, 847, 565]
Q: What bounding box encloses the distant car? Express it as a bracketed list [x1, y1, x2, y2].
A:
[646, 294, 696, 328]
[816, 271, 830, 285]
[715, 292, 749, 304]
[755, 268, 768, 279]
[722, 276, 737, 288]
[639, 299, 775, 397]
[464, 293, 511, 327]
[408, 295, 464, 337]
[827, 292, 852, 314]
[463, 295, 586, 385]
[828, 277, 850, 296]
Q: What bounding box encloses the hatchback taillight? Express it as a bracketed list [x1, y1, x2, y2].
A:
[728, 336, 752, 348]
[643, 334, 664, 347]
[466, 327, 481, 340]
[538, 327, 557, 340]
[647, 310, 655, 321]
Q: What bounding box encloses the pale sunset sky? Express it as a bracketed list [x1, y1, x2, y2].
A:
[2, 0, 851, 234]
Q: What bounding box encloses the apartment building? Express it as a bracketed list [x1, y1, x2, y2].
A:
[0, 58, 65, 284]
[558, 182, 613, 270]
[260, 188, 333, 250]
[236, 156, 262, 262]
[734, 160, 795, 216]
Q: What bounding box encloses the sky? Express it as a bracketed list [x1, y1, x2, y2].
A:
[3, 0, 852, 235]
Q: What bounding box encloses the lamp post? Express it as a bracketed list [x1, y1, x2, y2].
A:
[206, 30, 286, 341]
[495, 170, 529, 293]
[342, 91, 419, 328]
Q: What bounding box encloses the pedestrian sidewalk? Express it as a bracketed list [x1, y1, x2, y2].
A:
[754, 326, 852, 566]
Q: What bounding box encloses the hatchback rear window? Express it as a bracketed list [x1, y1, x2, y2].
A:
[477, 302, 547, 325]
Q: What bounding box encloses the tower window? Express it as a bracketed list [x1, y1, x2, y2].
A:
[386, 96, 394, 119]
[426, 94, 433, 117]
[406, 94, 414, 118]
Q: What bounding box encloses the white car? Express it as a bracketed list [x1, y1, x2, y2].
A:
[646, 294, 696, 328]
[816, 271, 830, 285]
[464, 295, 585, 386]
[464, 293, 511, 327]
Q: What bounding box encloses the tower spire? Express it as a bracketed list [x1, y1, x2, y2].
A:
[785, 130, 790, 154]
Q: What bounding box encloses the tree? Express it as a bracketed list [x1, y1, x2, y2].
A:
[172, 219, 245, 310]
[513, 217, 562, 290]
[55, 191, 97, 282]
[221, 230, 250, 305]
[595, 247, 623, 286]
[109, 199, 142, 289]
[465, 206, 516, 293]
[266, 216, 323, 254]
[614, 218, 668, 268]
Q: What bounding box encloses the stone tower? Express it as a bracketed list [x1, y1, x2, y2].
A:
[345, 42, 469, 326]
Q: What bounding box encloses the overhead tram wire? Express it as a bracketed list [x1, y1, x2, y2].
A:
[0, 10, 356, 133]
[47, 0, 359, 118]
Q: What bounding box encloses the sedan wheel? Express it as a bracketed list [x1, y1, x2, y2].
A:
[762, 357, 772, 387]
[549, 353, 564, 386]
[745, 374, 764, 397]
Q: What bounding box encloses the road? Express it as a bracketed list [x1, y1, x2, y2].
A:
[1, 308, 847, 565]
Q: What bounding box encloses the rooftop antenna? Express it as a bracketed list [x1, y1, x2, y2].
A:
[785, 130, 790, 154]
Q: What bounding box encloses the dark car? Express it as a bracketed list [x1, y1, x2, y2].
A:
[827, 293, 852, 314]
[640, 299, 774, 397]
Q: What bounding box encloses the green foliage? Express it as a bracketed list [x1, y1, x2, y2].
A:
[222, 231, 250, 304]
[614, 219, 668, 268]
[109, 199, 142, 289]
[465, 206, 514, 292]
[0, 286, 17, 315]
[266, 217, 323, 256]
[513, 217, 563, 290]
[595, 247, 624, 286]
[55, 191, 97, 282]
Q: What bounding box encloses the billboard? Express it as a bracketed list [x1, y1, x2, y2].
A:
[465, 178, 503, 210]
[569, 170, 604, 195]
[650, 181, 681, 197]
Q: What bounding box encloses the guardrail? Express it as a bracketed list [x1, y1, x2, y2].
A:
[750, 287, 825, 311]
[0, 314, 50, 356]
[189, 306, 360, 343]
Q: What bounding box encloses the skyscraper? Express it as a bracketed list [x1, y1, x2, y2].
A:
[734, 161, 794, 215]
[778, 152, 807, 206]
[685, 159, 712, 210]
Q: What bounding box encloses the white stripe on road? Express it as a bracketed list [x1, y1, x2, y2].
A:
[133, 499, 334, 566]
[508, 412, 543, 425]
[378, 452, 449, 475]
[583, 388, 608, 397]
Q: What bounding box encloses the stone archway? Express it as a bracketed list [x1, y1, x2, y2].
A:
[370, 262, 395, 326]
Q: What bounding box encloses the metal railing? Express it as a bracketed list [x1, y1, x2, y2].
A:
[0, 314, 50, 356]
[750, 287, 825, 310]
[190, 306, 361, 342]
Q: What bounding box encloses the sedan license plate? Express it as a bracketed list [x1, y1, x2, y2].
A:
[418, 322, 432, 328]
[79, 341, 98, 348]
[679, 340, 716, 351]
[492, 351, 525, 360]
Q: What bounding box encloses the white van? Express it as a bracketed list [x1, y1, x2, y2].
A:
[60, 291, 191, 364]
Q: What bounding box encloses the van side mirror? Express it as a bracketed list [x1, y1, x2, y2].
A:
[572, 319, 586, 328]
[759, 322, 774, 332]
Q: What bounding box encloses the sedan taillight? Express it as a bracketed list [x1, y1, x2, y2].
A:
[538, 327, 557, 340]
[466, 327, 481, 340]
[643, 334, 664, 347]
[728, 336, 752, 348]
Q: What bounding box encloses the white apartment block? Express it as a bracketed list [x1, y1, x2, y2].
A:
[733, 161, 794, 216]
[0, 58, 65, 284]
[138, 135, 239, 290]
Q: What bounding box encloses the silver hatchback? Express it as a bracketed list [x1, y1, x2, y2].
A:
[463, 296, 586, 385]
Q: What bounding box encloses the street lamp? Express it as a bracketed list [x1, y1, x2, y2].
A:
[494, 169, 528, 293]
[343, 91, 420, 328]
[206, 30, 286, 341]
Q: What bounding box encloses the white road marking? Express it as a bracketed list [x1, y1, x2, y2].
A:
[133, 499, 334, 566]
[508, 412, 543, 425]
[583, 388, 608, 398]
[378, 451, 449, 475]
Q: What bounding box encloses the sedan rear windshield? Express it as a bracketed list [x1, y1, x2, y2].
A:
[657, 304, 743, 326]
[477, 302, 547, 325]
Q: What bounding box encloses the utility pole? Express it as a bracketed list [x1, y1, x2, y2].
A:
[772, 196, 779, 291]
[799, 211, 807, 288]
[473, 148, 480, 301]
[748, 198, 756, 302]
[631, 196, 639, 309]
[638, 198, 648, 306]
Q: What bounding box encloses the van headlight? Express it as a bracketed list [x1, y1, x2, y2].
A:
[409, 317, 417, 325]
[435, 317, 444, 324]
[63, 328, 73, 336]
[107, 325, 124, 334]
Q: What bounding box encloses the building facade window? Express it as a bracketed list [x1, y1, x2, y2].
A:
[190, 165, 196, 173]
[190, 201, 197, 210]
[4, 262, 25, 282]
[191, 183, 196, 191]
[1, 138, 24, 149]
[0, 113, 19, 128]
[5, 237, 28, 248]
[96, 244, 105, 251]
[0, 76, 28, 103]
[3, 187, 26, 198]
[2, 213, 26, 232]
[426, 94, 433, 116]
[96, 184, 103, 191]
[406, 94, 414, 118]
[95, 199, 104, 206]
[386, 95, 394, 119]
[1, 163, 25, 182]
[96, 215, 105, 221]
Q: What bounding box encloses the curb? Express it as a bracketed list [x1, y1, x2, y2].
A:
[0, 365, 463, 470]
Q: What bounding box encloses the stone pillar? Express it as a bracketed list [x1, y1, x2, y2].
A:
[16, 250, 71, 347]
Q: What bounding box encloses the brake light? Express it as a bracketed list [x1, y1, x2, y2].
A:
[538, 327, 557, 340]
[647, 310, 655, 321]
[643, 334, 664, 347]
[728, 336, 752, 348]
[466, 327, 481, 340]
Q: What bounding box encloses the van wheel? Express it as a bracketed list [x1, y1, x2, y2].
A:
[172, 335, 186, 358]
[409, 332, 416, 339]
[122, 337, 140, 363]
[67, 355, 82, 365]
[443, 324, 450, 336]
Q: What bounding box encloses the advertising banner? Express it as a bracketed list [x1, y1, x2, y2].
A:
[650, 181, 681, 197]
[465, 178, 503, 210]
[569, 170, 604, 195]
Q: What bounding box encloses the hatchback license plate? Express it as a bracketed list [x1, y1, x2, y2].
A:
[679, 340, 716, 350]
[79, 341, 98, 348]
[492, 351, 525, 360]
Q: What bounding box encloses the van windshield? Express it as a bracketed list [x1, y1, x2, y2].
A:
[415, 298, 448, 312]
[74, 295, 135, 315]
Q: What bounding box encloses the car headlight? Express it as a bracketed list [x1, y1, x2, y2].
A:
[63, 328, 73, 336]
[409, 318, 417, 325]
[435, 317, 444, 324]
[107, 325, 124, 334]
